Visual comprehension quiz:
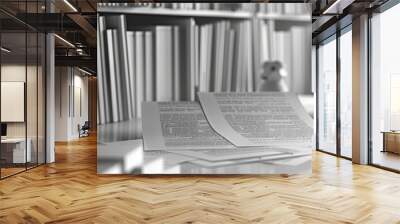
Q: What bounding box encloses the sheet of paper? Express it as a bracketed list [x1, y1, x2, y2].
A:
[189, 152, 310, 168]
[198, 92, 314, 147]
[143, 151, 195, 169]
[263, 155, 311, 166]
[142, 102, 235, 151]
[173, 147, 297, 162]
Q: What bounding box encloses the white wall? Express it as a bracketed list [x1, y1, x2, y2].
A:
[55, 67, 89, 141]
[1, 65, 38, 137]
[71, 73, 89, 138]
[1, 63, 46, 163]
[55, 66, 69, 141]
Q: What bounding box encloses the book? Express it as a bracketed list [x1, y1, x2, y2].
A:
[251, 18, 261, 92]
[194, 25, 200, 94]
[126, 31, 136, 118]
[199, 24, 206, 92]
[144, 31, 154, 101]
[114, 15, 131, 121]
[97, 16, 108, 124]
[154, 26, 173, 101]
[215, 21, 226, 92]
[241, 22, 248, 92]
[135, 31, 145, 118]
[221, 23, 232, 92]
[106, 29, 119, 122]
[245, 20, 254, 92]
[206, 24, 213, 92]
[172, 26, 180, 101]
[189, 20, 196, 101]
[225, 29, 235, 92]
[233, 22, 243, 92]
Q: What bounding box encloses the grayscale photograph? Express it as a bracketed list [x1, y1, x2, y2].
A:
[96, 2, 314, 174]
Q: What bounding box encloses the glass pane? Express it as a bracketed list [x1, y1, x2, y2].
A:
[26, 0, 40, 169]
[27, 30, 38, 169]
[339, 28, 352, 158]
[318, 36, 337, 154]
[371, 4, 400, 171]
[0, 1, 46, 178]
[38, 32, 45, 165]
[1, 30, 27, 177]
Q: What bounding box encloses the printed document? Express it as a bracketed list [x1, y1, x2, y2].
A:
[189, 152, 310, 168]
[142, 102, 235, 151]
[173, 147, 301, 162]
[198, 92, 314, 147]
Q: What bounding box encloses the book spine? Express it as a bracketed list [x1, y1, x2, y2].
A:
[221, 21, 230, 92]
[226, 29, 235, 92]
[246, 20, 254, 92]
[199, 25, 207, 92]
[231, 22, 240, 92]
[194, 25, 200, 94]
[205, 24, 213, 92]
[241, 22, 247, 92]
[115, 15, 131, 121]
[155, 26, 173, 101]
[113, 29, 124, 119]
[126, 31, 136, 118]
[210, 22, 219, 92]
[135, 31, 145, 117]
[215, 21, 226, 92]
[236, 22, 243, 92]
[97, 16, 108, 124]
[172, 26, 180, 101]
[144, 31, 154, 101]
[106, 29, 119, 122]
[189, 20, 196, 101]
[252, 18, 261, 92]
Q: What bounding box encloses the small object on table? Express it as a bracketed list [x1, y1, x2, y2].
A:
[260, 61, 288, 92]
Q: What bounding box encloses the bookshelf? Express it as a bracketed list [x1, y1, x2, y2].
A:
[98, 6, 311, 23]
[256, 13, 311, 22]
[97, 3, 312, 124]
[98, 7, 254, 20]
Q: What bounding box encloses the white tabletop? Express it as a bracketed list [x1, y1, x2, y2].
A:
[97, 120, 311, 175]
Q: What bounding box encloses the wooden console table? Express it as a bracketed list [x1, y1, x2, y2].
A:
[381, 131, 400, 154]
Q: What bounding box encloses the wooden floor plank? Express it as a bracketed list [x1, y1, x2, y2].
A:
[0, 134, 400, 223]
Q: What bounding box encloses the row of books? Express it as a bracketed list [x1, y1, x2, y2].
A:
[97, 5, 310, 124]
[98, 21, 291, 123]
[98, 3, 310, 15]
[102, 21, 257, 122]
[197, 20, 254, 93]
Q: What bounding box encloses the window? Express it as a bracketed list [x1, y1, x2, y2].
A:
[339, 27, 352, 158]
[316, 24, 353, 159]
[317, 35, 337, 154]
[0, 1, 47, 179]
[370, 3, 400, 171]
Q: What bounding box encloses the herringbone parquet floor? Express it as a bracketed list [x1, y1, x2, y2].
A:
[1, 134, 400, 224]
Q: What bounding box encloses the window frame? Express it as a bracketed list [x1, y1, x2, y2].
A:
[315, 23, 353, 161]
[367, 0, 400, 173]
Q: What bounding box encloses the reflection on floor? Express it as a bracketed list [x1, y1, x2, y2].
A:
[0, 162, 43, 178]
[0, 167, 25, 177]
[1, 134, 400, 223]
[373, 150, 400, 171]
